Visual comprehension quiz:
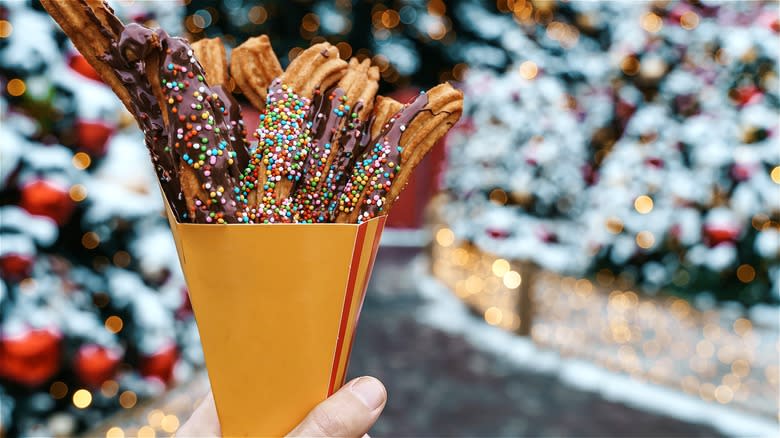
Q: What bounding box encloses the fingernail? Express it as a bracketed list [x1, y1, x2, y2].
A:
[350, 377, 385, 410]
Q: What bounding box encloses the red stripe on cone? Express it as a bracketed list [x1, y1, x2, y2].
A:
[328, 223, 368, 395]
[340, 217, 386, 385]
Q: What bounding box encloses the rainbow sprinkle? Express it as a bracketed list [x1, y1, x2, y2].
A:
[239, 80, 312, 223]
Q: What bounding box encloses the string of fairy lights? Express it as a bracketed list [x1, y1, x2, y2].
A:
[181, 0, 470, 88]
[89, 375, 211, 438]
[431, 226, 779, 419]
[482, 184, 779, 286]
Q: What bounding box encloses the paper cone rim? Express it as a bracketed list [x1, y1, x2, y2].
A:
[160, 184, 387, 227]
[171, 215, 387, 227]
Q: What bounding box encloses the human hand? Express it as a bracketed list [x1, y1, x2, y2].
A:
[176, 376, 387, 437]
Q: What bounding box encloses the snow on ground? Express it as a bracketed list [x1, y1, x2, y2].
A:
[412, 257, 780, 437]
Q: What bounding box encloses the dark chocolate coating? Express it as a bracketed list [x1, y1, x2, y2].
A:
[103, 23, 243, 223]
[101, 23, 186, 218]
[335, 92, 429, 222]
[158, 30, 242, 223]
[213, 85, 250, 171]
[361, 92, 429, 218]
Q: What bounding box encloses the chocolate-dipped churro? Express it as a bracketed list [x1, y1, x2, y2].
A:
[42, 2, 463, 224]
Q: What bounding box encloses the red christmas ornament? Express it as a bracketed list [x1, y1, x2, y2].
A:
[670, 223, 682, 241]
[0, 253, 34, 281]
[74, 344, 122, 388]
[75, 120, 116, 157]
[535, 226, 559, 244]
[644, 157, 665, 168]
[581, 163, 599, 186]
[732, 85, 763, 107]
[730, 162, 758, 181]
[19, 179, 75, 226]
[615, 98, 636, 128]
[757, 10, 780, 33]
[175, 287, 193, 320]
[703, 224, 741, 247]
[140, 342, 178, 384]
[668, 4, 694, 25]
[0, 328, 62, 387]
[68, 52, 103, 83]
[486, 227, 511, 239]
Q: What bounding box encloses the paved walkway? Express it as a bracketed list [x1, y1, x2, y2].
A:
[348, 247, 724, 437]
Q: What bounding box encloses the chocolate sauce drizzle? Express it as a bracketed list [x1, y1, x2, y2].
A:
[213, 85, 250, 171]
[158, 32, 242, 223]
[104, 23, 242, 223]
[290, 87, 352, 221]
[101, 24, 186, 218]
[325, 109, 373, 215]
[336, 92, 430, 222]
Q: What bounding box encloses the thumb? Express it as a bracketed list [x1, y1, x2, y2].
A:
[287, 376, 387, 438]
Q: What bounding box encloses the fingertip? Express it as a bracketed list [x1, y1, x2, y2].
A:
[347, 376, 387, 412]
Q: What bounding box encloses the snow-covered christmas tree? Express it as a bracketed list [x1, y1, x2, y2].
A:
[0, 1, 204, 435]
[441, 0, 779, 305]
[588, 0, 780, 303]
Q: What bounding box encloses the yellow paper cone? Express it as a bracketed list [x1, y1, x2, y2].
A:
[166, 206, 386, 437]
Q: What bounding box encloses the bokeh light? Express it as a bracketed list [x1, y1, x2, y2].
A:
[72, 152, 92, 170]
[492, 259, 510, 277]
[105, 315, 123, 334]
[641, 12, 662, 33]
[69, 184, 88, 202]
[0, 20, 13, 38]
[72, 389, 92, 409]
[82, 231, 100, 249]
[49, 381, 68, 400]
[634, 195, 654, 214]
[519, 61, 538, 79]
[771, 166, 780, 184]
[119, 391, 137, 409]
[680, 11, 700, 30]
[161, 415, 180, 433]
[636, 231, 655, 249]
[106, 427, 124, 438]
[436, 228, 455, 247]
[503, 271, 522, 289]
[6, 78, 25, 96]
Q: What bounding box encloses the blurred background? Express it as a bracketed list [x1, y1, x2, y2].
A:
[1, 0, 778, 436]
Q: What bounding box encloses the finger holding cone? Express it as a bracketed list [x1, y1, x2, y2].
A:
[334, 83, 463, 223]
[230, 35, 283, 111]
